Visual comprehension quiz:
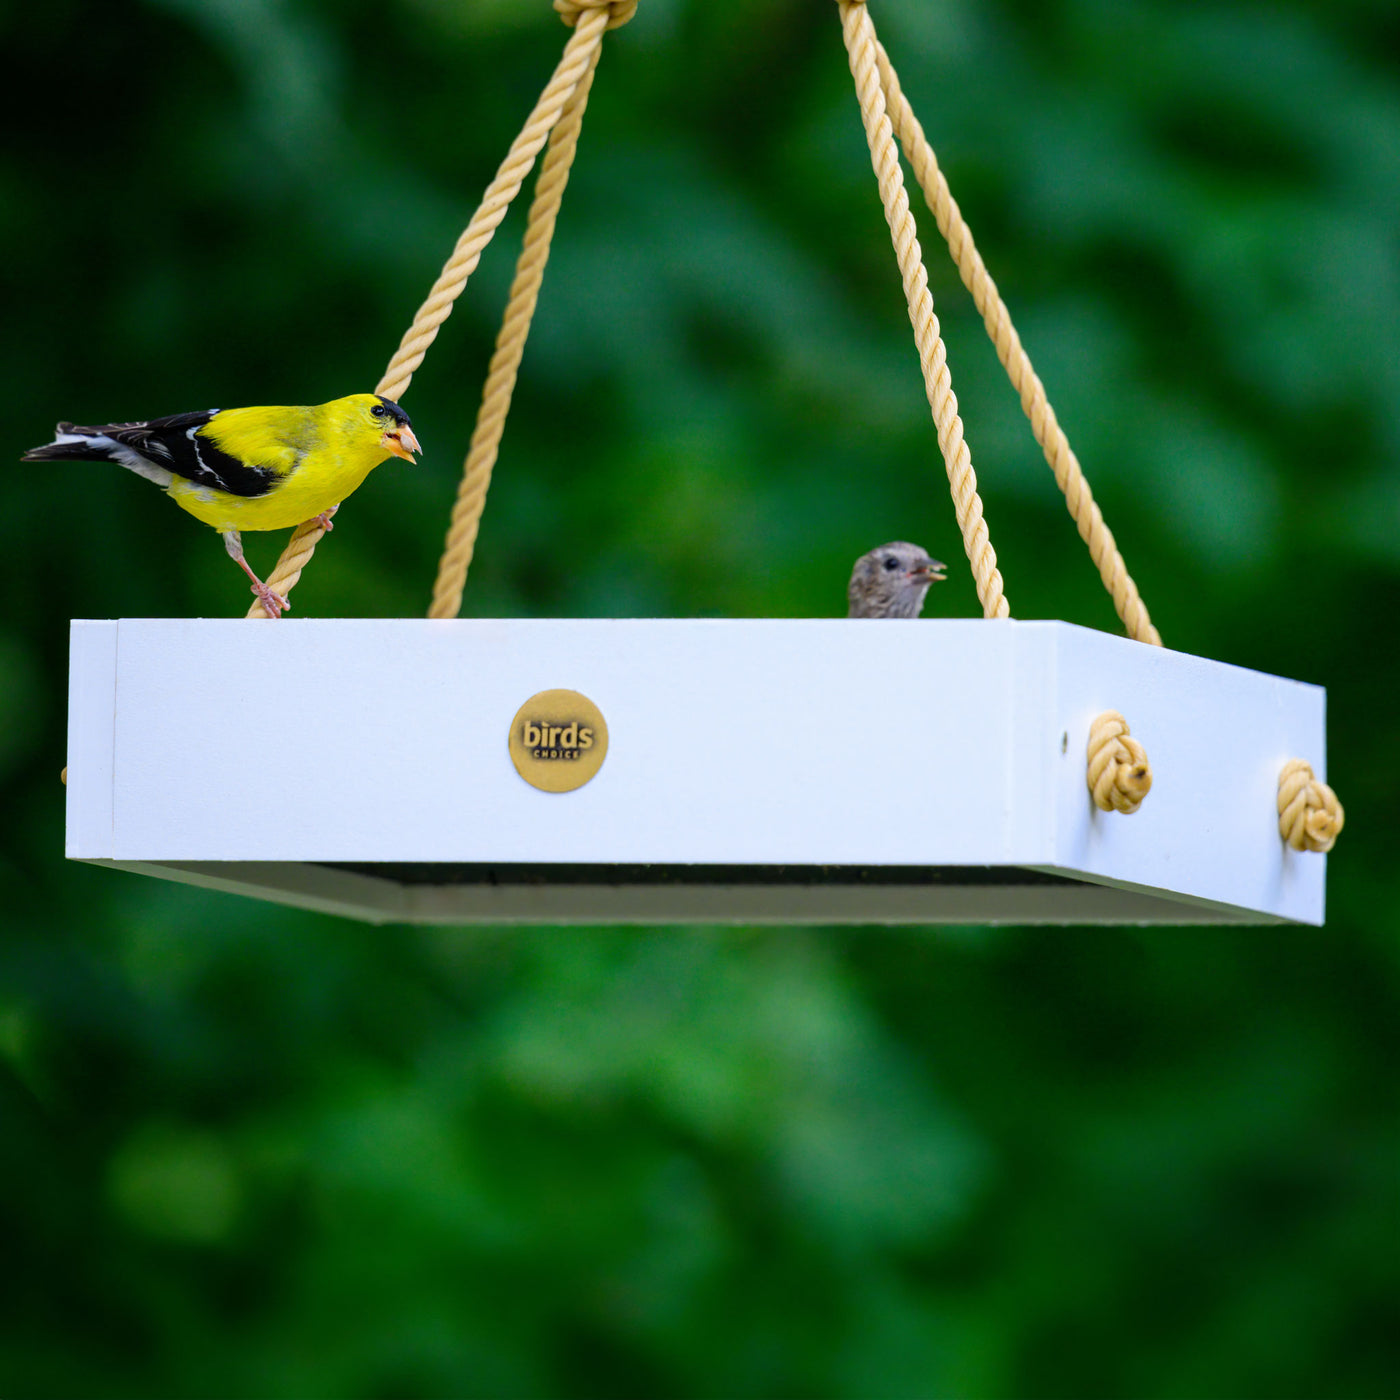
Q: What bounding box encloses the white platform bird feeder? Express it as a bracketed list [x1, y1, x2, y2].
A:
[63, 0, 1343, 925]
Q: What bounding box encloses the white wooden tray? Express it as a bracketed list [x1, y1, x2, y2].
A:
[65, 618, 1329, 925]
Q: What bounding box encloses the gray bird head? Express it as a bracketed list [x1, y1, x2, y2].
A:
[847, 541, 947, 618]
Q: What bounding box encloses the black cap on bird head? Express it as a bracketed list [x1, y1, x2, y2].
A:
[847, 540, 947, 618]
[370, 396, 421, 462]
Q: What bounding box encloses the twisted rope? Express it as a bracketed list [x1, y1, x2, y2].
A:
[1087, 710, 1152, 814]
[1277, 759, 1344, 853]
[241, 506, 336, 620]
[555, 0, 636, 26]
[428, 36, 603, 618]
[247, 3, 616, 618]
[837, 0, 1008, 620]
[874, 42, 1160, 645]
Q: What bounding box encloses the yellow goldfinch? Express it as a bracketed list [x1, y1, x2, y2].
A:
[23, 393, 421, 617]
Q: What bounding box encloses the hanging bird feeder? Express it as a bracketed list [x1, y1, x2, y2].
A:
[63, 0, 1343, 925]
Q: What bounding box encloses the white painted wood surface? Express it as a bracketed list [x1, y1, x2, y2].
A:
[66, 619, 1330, 925]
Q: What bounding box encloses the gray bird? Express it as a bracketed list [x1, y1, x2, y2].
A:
[847, 541, 947, 618]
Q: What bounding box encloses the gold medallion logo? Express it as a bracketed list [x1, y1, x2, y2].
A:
[508, 689, 609, 793]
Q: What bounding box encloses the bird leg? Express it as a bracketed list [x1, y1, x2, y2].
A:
[311, 505, 338, 533]
[223, 530, 290, 619]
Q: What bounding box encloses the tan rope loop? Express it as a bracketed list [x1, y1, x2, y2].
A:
[838, 0, 1008, 619]
[375, 13, 607, 405]
[1277, 759, 1344, 853]
[555, 0, 635, 27]
[428, 38, 603, 619]
[246, 9, 609, 617]
[1087, 710, 1152, 814]
[874, 43, 1159, 646]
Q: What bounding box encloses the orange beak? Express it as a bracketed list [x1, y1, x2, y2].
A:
[381, 425, 421, 462]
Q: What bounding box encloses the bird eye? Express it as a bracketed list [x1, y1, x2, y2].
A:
[883, 556, 899, 571]
[370, 404, 386, 419]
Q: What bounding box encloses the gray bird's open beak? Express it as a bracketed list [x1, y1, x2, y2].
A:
[915, 559, 947, 582]
[381, 426, 422, 462]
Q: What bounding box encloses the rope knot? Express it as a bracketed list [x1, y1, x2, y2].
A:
[1087, 710, 1152, 814]
[1277, 759, 1344, 853]
[555, 0, 636, 28]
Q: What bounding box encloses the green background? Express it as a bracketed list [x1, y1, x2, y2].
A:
[3, 0, 1397, 1395]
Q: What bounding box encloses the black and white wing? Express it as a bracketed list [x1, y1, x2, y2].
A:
[22, 409, 279, 499]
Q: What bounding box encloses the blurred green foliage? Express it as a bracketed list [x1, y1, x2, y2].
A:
[2, 0, 1398, 1395]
